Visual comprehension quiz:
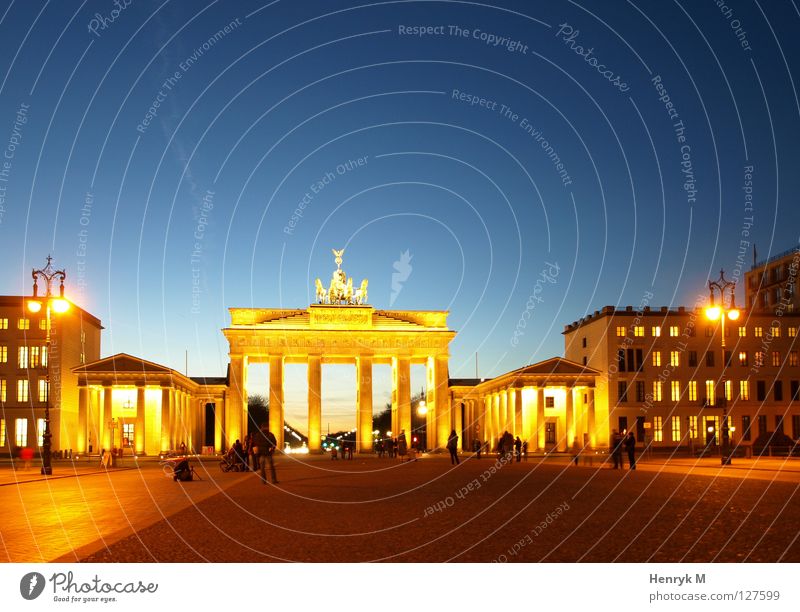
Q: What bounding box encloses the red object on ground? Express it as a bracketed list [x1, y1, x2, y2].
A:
[19, 447, 34, 461]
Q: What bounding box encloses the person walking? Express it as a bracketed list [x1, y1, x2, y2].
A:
[514, 436, 522, 462]
[397, 430, 408, 461]
[472, 438, 481, 459]
[611, 429, 624, 469]
[251, 433, 261, 472]
[624, 431, 637, 470]
[386, 437, 394, 459]
[521, 440, 528, 461]
[501, 431, 514, 463]
[447, 429, 460, 465]
[257, 423, 278, 484]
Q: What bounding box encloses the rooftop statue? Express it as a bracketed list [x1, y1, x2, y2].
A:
[315, 249, 368, 305]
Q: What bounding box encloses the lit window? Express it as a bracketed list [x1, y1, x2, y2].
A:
[616, 326, 626, 337]
[37, 418, 45, 446]
[122, 423, 135, 449]
[38, 319, 47, 331]
[789, 327, 797, 337]
[669, 326, 680, 337]
[17, 380, 29, 402]
[0, 345, 6, 363]
[755, 326, 763, 337]
[740, 380, 750, 400]
[652, 326, 661, 337]
[688, 415, 698, 438]
[739, 351, 748, 367]
[671, 416, 681, 442]
[755, 351, 764, 367]
[670, 351, 680, 367]
[634, 326, 644, 337]
[725, 380, 732, 401]
[652, 351, 661, 367]
[17, 318, 30, 330]
[545, 396, 555, 408]
[705, 326, 713, 337]
[771, 326, 781, 338]
[0, 379, 6, 402]
[41, 346, 47, 368]
[790, 351, 799, 367]
[705, 380, 715, 405]
[653, 381, 663, 402]
[772, 352, 781, 367]
[653, 416, 663, 442]
[15, 418, 27, 447]
[688, 380, 697, 401]
[38, 378, 48, 403]
[17, 346, 29, 369]
[29, 347, 40, 368]
[0, 418, 5, 447]
[738, 326, 746, 337]
[0, 318, 7, 329]
[671, 380, 680, 401]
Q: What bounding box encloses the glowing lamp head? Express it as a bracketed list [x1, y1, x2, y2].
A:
[26, 300, 42, 313]
[727, 309, 740, 321]
[705, 306, 721, 321]
[51, 298, 70, 313]
[417, 400, 428, 416]
[707, 426, 714, 433]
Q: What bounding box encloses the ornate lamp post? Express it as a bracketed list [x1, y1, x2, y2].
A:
[27, 256, 69, 475]
[704, 269, 739, 466]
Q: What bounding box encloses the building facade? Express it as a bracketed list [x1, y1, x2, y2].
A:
[745, 247, 800, 313]
[0, 296, 102, 456]
[449, 358, 599, 453]
[563, 305, 800, 450]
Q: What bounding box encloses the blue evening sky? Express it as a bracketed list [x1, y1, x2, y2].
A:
[1, 1, 799, 429]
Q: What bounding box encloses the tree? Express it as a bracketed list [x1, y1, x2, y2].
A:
[247, 395, 269, 435]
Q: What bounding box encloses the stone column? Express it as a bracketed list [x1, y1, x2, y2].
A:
[227, 354, 247, 448]
[454, 399, 463, 449]
[483, 395, 491, 448]
[493, 393, 501, 443]
[307, 355, 322, 452]
[565, 385, 575, 451]
[78, 382, 88, 453]
[102, 385, 113, 450]
[514, 388, 523, 438]
[357, 355, 373, 453]
[433, 355, 450, 449]
[587, 387, 596, 449]
[393, 356, 411, 442]
[269, 355, 284, 449]
[537, 386, 546, 450]
[160, 386, 171, 452]
[214, 398, 223, 453]
[500, 390, 508, 434]
[135, 383, 146, 455]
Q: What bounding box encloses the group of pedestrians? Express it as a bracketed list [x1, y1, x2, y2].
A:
[611, 430, 637, 470]
[229, 425, 279, 483]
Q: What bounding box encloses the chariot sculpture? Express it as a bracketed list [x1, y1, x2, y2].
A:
[315, 249, 368, 305]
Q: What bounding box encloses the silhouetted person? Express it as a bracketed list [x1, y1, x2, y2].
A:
[257, 423, 278, 484]
[514, 436, 522, 462]
[624, 432, 636, 470]
[472, 438, 481, 459]
[611, 429, 624, 469]
[447, 429, 459, 465]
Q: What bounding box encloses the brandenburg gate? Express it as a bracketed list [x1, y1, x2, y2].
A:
[222, 251, 456, 452]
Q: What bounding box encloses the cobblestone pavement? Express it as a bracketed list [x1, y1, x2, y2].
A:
[63, 454, 800, 563]
[0, 458, 248, 562]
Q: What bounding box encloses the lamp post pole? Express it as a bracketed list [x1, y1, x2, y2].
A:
[705, 269, 739, 466]
[28, 256, 68, 476]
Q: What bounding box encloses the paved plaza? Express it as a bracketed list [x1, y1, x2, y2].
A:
[1, 454, 799, 563]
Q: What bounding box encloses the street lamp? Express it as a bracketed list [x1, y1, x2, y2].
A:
[28, 256, 69, 475]
[416, 400, 428, 416]
[705, 269, 739, 466]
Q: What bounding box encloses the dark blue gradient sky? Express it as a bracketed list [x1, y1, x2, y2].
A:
[1, 1, 799, 428]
